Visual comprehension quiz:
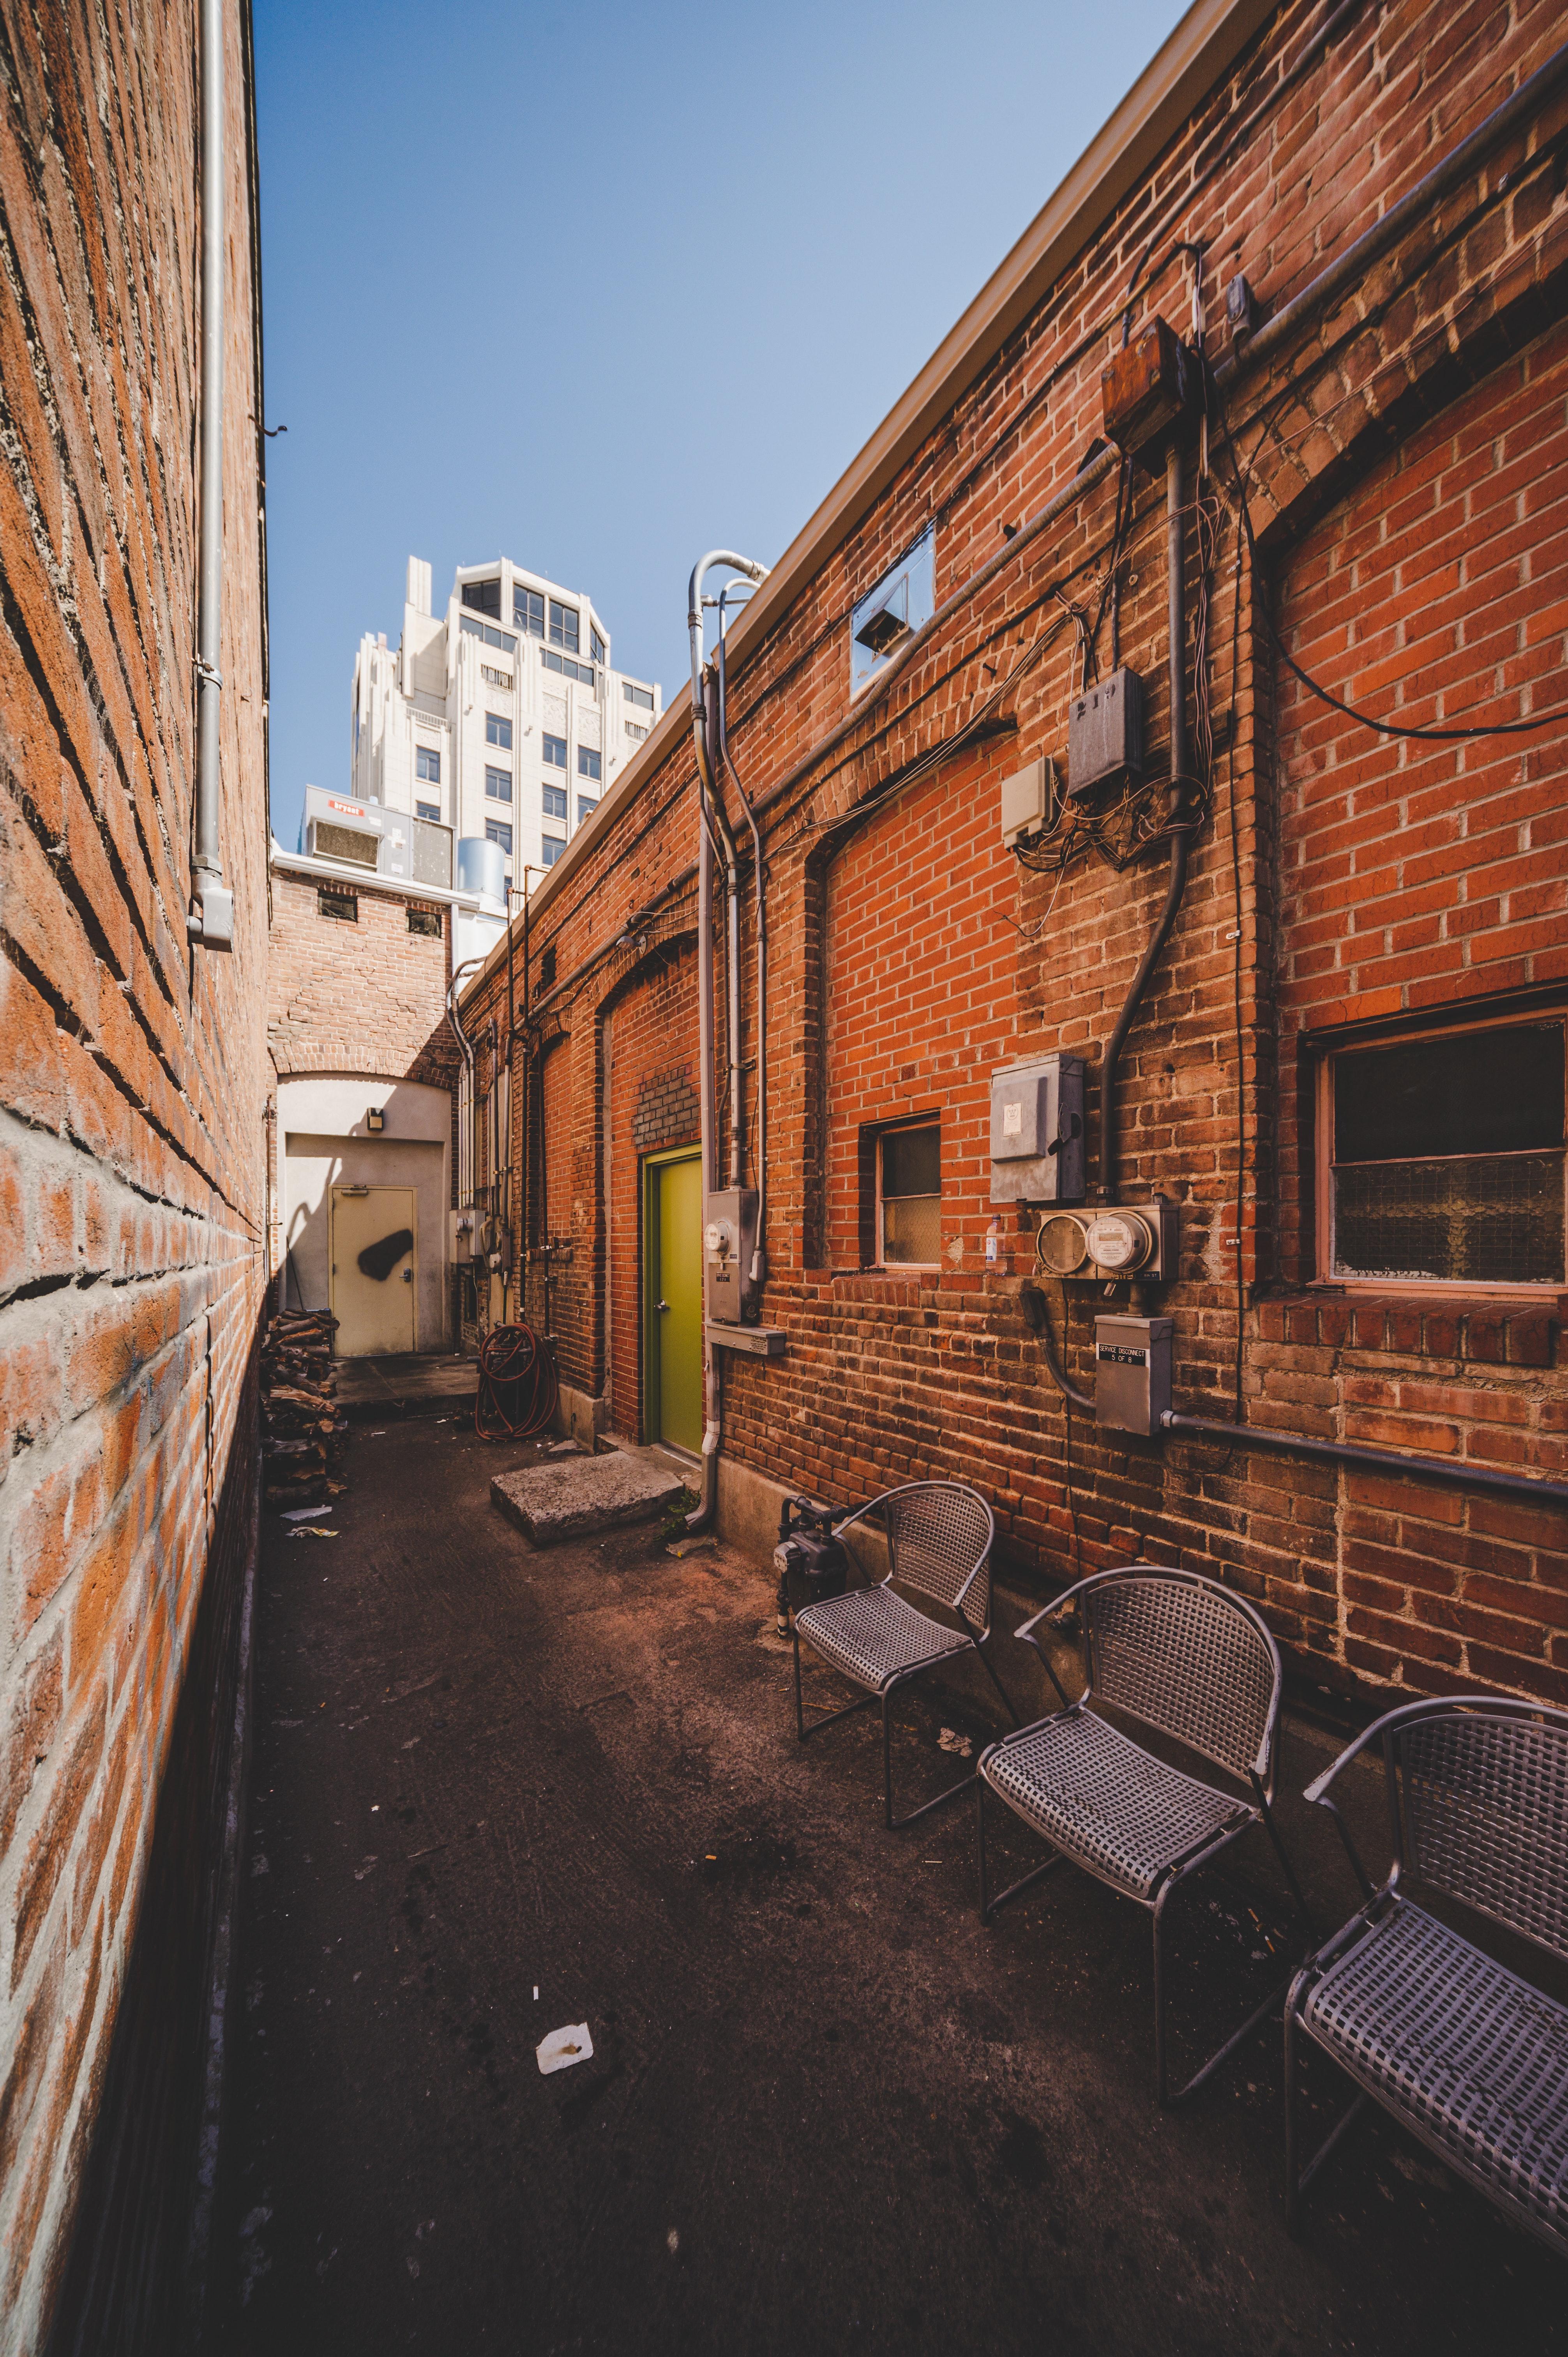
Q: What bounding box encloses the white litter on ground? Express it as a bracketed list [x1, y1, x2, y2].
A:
[937, 1726, 973, 1758]
[289, 1527, 337, 1540]
[536, 2022, 593, 2075]
[280, 1504, 328, 1520]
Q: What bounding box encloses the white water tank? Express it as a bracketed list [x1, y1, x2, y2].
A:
[455, 836, 507, 973]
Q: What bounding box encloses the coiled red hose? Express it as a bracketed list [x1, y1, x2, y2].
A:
[475, 1322, 559, 1441]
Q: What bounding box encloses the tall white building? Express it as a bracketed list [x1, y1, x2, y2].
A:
[349, 555, 661, 896]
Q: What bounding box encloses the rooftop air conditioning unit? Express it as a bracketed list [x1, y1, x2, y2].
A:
[307, 817, 380, 868]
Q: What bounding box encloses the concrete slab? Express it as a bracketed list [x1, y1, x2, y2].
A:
[491, 1448, 685, 1544]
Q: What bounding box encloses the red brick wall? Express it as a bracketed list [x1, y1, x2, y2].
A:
[463, 0, 1568, 1715]
[0, 0, 269, 2343]
[604, 942, 701, 1436]
[267, 868, 457, 1088]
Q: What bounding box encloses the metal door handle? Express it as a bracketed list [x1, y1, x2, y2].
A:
[403, 1269, 413, 1283]
[657, 1299, 671, 1311]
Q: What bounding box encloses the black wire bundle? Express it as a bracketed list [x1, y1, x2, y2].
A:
[475, 1321, 560, 1441]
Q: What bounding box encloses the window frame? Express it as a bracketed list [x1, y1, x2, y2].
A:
[415, 744, 441, 784]
[484, 817, 514, 856]
[317, 887, 357, 923]
[542, 783, 567, 823]
[867, 1115, 942, 1270]
[414, 799, 440, 824]
[623, 680, 654, 710]
[484, 711, 513, 750]
[1312, 1004, 1568, 1297]
[540, 836, 565, 868]
[484, 764, 513, 802]
[407, 907, 441, 938]
[590, 625, 606, 665]
[461, 576, 501, 618]
[542, 733, 567, 769]
[514, 586, 545, 638]
[548, 599, 579, 654]
[577, 745, 601, 782]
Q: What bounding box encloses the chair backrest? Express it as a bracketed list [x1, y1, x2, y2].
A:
[1397, 1706, 1568, 1962]
[1082, 1569, 1279, 1786]
[883, 1484, 994, 1631]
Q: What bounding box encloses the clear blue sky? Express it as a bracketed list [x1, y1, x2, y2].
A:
[254, 0, 1189, 848]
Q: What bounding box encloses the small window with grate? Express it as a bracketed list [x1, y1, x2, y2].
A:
[407, 908, 441, 938]
[874, 1120, 941, 1267]
[1321, 1018, 1566, 1288]
[318, 888, 357, 922]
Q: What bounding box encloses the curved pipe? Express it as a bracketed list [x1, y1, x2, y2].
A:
[1100, 438, 1191, 1201]
[189, 0, 232, 948]
[687, 747, 720, 1534]
[1020, 1283, 1095, 1414]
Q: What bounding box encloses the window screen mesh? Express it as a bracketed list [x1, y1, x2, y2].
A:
[883, 1195, 941, 1263]
[1333, 1151, 1565, 1285]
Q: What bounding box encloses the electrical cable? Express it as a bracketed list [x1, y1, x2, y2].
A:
[475, 1320, 559, 1441]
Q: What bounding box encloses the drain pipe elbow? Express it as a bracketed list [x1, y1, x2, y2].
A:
[189, 0, 231, 950]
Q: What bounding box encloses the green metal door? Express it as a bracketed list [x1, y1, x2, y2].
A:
[646, 1152, 703, 1453]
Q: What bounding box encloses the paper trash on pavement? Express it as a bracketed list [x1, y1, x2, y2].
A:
[536, 2023, 593, 2076]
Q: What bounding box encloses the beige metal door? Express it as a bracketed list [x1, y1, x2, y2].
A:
[330, 1186, 416, 1357]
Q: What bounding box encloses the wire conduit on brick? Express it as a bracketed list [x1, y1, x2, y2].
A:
[1161, 1413, 1568, 1509]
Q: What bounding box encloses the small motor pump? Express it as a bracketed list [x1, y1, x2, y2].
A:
[773, 1496, 849, 1637]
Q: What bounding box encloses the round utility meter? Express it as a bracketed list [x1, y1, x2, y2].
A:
[1082, 1208, 1152, 1274]
[1035, 1211, 1088, 1277]
[705, 1220, 733, 1258]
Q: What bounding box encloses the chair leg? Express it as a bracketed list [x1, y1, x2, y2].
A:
[794, 1629, 878, 1745]
[881, 1682, 979, 1832]
[975, 1769, 1065, 1924]
[975, 1643, 1023, 1730]
[1258, 1792, 1316, 1939]
[1284, 1984, 1371, 2228]
[1153, 1868, 1300, 2110]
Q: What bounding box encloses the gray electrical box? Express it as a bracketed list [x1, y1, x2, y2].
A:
[705, 1189, 758, 1324]
[989, 1055, 1084, 1204]
[1068, 667, 1144, 797]
[1093, 1314, 1172, 1436]
[999, 757, 1057, 850]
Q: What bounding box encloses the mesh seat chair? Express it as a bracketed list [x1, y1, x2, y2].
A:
[977, 1565, 1310, 2106]
[792, 1482, 1019, 1830]
[1285, 1695, 1568, 2253]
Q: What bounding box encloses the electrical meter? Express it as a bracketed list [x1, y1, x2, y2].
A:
[705, 1188, 758, 1324]
[1034, 1199, 1179, 1284]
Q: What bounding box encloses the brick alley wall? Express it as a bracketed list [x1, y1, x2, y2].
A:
[0, 2, 269, 2350]
[267, 866, 456, 1090]
[462, 0, 1568, 1715]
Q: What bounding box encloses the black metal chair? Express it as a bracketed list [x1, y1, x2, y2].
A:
[977, 1565, 1310, 2106]
[1285, 1694, 1568, 2254]
[792, 1481, 1019, 1829]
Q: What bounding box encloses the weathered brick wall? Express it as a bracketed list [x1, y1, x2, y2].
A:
[267, 866, 456, 1089]
[604, 942, 700, 1435]
[0, 1, 268, 2348]
[464, 0, 1568, 1713]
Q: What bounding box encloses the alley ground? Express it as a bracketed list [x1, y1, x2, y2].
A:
[212, 1421, 1568, 2355]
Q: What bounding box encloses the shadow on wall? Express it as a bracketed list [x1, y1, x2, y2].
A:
[44, 1325, 260, 2357]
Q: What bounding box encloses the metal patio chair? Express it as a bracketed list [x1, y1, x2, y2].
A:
[1285, 1694, 1568, 2255]
[977, 1565, 1311, 2106]
[792, 1481, 1019, 1830]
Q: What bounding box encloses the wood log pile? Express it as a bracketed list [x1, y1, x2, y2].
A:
[261, 1310, 349, 1504]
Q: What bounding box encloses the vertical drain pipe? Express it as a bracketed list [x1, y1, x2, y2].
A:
[189, 0, 233, 949]
[684, 551, 768, 1533]
[1098, 440, 1190, 1200]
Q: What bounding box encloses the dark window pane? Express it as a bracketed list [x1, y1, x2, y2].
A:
[415, 800, 439, 823]
[577, 746, 600, 780]
[485, 819, 513, 855]
[486, 713, 512, 749]
[542, 734, 567, 768]
[883, 1195, 940, 1263]
[484, 765, 512, 801]
[540, 838, 565, 867]
[543, 785, 567, 820]
[549, 600, 579, 653]
[882, 1123, 939, 1198]
[1333, 1151, 1564, 1284]
[1335, 1025, 1564, 1163]
[415, 745, 440, 782]
[462, 577, 500, 617]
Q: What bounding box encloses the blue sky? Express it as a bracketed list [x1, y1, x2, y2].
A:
[255, 0, 1190, 848]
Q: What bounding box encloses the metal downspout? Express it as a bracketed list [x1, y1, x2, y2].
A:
[1098, 439, 1190, 1201]
[684, 551, 768, 1534]
[189, 0, 233, 947]
[717, 608, 767, 1286]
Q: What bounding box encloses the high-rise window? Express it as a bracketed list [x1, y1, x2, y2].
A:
[548, 601, 579, 654]
[416, 745, 441, 783]
[514, 585, 544, 636]
[577, 746, 601, 782]
[486, 818, 513, 855]
[542, 734, 567, 769]
[543, 784, 567, 822]
[462, 577, 501, 617]
[625, 720, 647, 743]
[590, 625, 606, 665]
[485, 765, 512, 802]
[540, 836, 565, 867]
[415, 800, 440, 824]
[577, 797, 598, 824]
[623, 680, 653, 710]
[486, 712, 512, 750]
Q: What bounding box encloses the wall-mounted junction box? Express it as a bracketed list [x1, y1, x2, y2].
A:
[705, 1189, 758, 1323]
[1093, 1314, 1172, 1436]
[1067, 668, 1143, 798]
[450, 1207, 477, 1263]
[999, 757, 1058, 851]
[989, 1056, 1084, 1205]
[1100, 315, 1197, 468]
[1036, 1197, 1180, 1284]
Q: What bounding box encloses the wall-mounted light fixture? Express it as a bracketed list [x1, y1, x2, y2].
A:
[367, 1108, 385, 1133]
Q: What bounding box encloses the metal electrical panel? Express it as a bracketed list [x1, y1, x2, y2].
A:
[989, 1055, 1084, 1205]
[999, 757, 1057, 850]
[1067, 668, 1144, 797]
[1093, 1315, 1172, 1436]
[705, 1189, 758, 1324]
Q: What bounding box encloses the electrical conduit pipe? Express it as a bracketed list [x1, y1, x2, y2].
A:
[190, 0, 232, 948]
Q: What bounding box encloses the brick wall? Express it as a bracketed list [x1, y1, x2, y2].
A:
[463, 0, 1568, 1714]
[0, 3, 269, 2350]
[267, 867, 457, 1090]
[606, 943, 701, 1435]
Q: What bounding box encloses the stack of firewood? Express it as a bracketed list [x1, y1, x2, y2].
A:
[261, 1310, 348, 1505]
